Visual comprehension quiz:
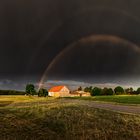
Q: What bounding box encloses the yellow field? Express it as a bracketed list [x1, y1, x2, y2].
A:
[0, 96, 140, 140]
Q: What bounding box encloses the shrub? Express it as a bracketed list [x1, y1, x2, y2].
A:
[38, 88, 48, 97]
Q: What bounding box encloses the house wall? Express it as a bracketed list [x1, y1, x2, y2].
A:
[60, 86, 70, 93]
[70, 92, 90, 97]
[48, 92, 54, 96]
[49, 92, 60, 97]
[82, 93, 91, 97]
[58, 86, 70, 97]
[49, 86, 70, 97]
[58, 92, 70, 97]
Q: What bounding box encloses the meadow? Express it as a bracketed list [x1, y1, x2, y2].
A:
[66, 95, 140, 105]
[0, 96, 140, 140]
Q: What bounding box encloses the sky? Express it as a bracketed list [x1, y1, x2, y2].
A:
[0, 0, 140, 90]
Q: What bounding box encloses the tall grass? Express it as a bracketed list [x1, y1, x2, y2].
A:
[0, 96, 140, 140]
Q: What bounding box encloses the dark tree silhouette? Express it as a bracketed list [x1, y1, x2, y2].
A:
[114, 86, 124, 95]
[38, 88, 48, 97]
[91, 87, 102, 96]
[26, 84, 36, 95]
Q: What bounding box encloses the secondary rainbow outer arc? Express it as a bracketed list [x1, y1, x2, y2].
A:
[38, 35, 140, 89]
[28, 7, 140, 77]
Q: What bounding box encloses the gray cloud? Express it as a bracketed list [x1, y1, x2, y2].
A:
[0, 0, 140, 90]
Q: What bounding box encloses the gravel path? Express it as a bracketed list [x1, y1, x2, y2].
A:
[71, 99, 140, 115]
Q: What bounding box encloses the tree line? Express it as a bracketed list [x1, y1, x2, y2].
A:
[0, 84, 139, 97]
[25, 84, 48, 97]
[0, 84, 48, 96]
[83, 86, 140, 96]
[0, 90, 25, 95]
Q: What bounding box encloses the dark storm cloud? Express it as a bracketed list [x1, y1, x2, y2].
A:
[45, 35, 140, 77]
[0, 0, 140, 82]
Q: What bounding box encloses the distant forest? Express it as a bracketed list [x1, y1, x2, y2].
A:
[0, 90, 25, 95]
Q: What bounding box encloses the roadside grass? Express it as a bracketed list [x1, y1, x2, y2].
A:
[0, 96, 140, 140]
[65, 95, 140, 105]
[0, 95, 53, 102]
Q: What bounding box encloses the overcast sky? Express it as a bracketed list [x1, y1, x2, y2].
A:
[0, 0, 140, 89]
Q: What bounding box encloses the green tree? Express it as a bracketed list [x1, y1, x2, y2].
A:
[101, 88, 114, 95]
[84, 87, 89, 92]
[114, 86, 124, 95]
[130, 87, 133, 93]
[125, 88, 130, 94]
[125, 87, 134, 94]
[84, 86, 93, 93]
[137, 88, 140, 94]
[26, 84, 36, 95]
[38, 88, 48, 97]
[107, 88, 114, 95]
[78, 86, 82, 91]
[101, 87, 108, 95]
[91, 87, 102, 96]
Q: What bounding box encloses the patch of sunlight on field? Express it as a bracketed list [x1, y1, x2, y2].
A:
[0, 98, 140, 140]
[0, 96, 58, 108]
[0, 95, 54, 102]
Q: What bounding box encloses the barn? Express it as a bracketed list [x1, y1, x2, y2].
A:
[48, 85, 70, 97]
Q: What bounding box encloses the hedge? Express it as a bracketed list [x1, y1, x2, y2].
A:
[0, 90, 26, 95]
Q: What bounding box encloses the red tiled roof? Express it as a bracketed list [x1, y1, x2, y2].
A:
[49, 86, 65, 92]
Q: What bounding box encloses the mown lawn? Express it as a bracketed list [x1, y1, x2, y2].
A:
[0, 96, 140, 140]
[66, 95, 140, 104]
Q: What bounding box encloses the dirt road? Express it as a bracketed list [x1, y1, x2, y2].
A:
[64, 99, 140, 115]
[4, 97, 140, 115]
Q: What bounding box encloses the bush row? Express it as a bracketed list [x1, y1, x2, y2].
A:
[0, 90, 26, 95]
[84, 86, 140, 96]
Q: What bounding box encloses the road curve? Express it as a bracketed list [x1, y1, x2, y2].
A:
[66, 99, 140, 115]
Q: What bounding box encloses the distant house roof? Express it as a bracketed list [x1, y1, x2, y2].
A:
[49, 85, 65, 92]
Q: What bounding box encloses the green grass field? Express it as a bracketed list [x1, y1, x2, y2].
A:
[66, 95, 140, 104]
[0, 96, 140, 140]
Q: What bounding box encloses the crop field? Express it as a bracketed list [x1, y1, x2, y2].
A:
[0, 96, 140, 140]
